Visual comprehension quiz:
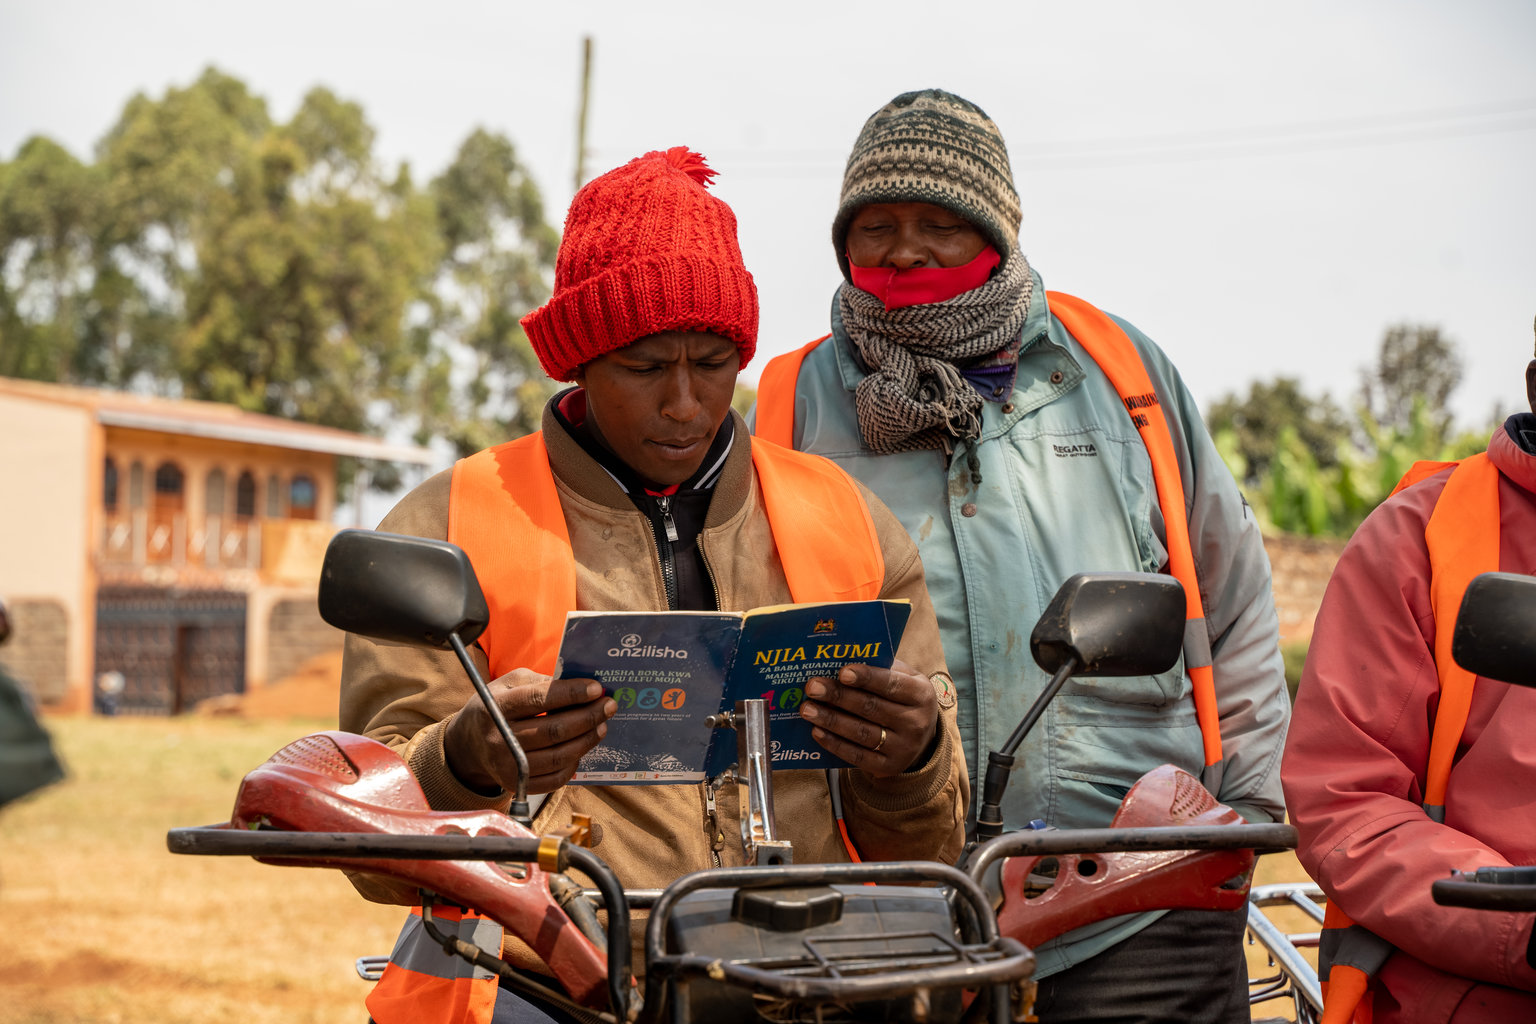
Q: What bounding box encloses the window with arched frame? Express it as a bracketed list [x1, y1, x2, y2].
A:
[235, 471, 257, 519]
[153, 462, 184, 510]
[103, 457, 119, 512]
[289, 473, 318, 521]
[149, 461, 185, 563]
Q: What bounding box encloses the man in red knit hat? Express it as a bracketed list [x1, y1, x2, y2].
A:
[339, 148, 969, 1023]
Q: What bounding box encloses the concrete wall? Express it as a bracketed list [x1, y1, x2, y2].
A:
[0, 394, 94, 704]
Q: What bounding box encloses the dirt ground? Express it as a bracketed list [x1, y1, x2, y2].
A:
[0, 714, 406, 1024]
[1, 713, 1319, 1024]
[196, 649, 347, 721]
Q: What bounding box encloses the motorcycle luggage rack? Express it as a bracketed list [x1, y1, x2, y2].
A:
[641, 860, 1034, 1022]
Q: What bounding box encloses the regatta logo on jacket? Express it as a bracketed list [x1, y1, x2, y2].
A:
[1122, 391, 1160, 428]
[1052, 443, 1099, 458]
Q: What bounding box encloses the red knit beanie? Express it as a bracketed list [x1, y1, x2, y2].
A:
[521, 147, 759, 382]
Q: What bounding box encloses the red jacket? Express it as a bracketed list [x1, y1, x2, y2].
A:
[1282, 420, 1536, 1022]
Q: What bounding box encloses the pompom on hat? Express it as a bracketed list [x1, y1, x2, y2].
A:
[521, 147, 759, 382]
[832, 89, 1022, 281]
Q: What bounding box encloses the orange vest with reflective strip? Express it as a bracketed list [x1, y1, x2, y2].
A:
[446, 430, 885, 680]
[754, 291, 1223, 766]
[367, 906, 502, 1024]
[1317, 453, 1501, 1024]
[370, 430, 887, 1024]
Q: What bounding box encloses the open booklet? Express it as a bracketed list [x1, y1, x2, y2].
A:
[554, 599, 911, 785]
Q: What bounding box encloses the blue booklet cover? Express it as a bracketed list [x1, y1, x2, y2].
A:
[555, 600, 911, 785]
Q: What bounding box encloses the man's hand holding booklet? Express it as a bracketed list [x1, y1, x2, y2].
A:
[553, 599, 911, 783]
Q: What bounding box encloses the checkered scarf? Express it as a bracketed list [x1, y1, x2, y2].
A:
[840, 250, 1034, 455]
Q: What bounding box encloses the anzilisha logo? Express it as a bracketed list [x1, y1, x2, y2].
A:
[608, 633, 690, 659]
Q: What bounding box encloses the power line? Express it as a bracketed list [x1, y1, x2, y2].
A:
[590, 98, 1536, 178]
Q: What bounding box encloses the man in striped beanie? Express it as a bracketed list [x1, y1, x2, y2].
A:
[752, 89, 1291, 1023]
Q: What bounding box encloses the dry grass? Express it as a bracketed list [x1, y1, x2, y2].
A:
[0, 715, 1321, 1023]
[0, 714, 404, 1024]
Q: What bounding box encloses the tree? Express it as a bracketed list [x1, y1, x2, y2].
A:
[0, 136, 103, 381]
[1359, 323, 1462, 445]
[1205, 377, 1351, 490]
[172, 86, 443, 433]
[0, 68, 560, 471]
[428, 128, 560, 456]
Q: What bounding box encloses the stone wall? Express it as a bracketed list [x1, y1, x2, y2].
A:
[266, 597, 345, 688]
[0, 599, 70, 703]
[1262, 534, 1346, 645]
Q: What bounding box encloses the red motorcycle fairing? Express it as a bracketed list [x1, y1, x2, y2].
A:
[219, 730, 613, 1009]
[995, 764, 1255, 950]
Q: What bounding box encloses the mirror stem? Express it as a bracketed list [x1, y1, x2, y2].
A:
[1001, 656, 1077, 758]
[973, 656, 1078, 843]
[449, 633, 532, 825]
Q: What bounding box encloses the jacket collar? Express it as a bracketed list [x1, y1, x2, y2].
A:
[1491, 412, 1536, 495]
[540, 397, 756, 526]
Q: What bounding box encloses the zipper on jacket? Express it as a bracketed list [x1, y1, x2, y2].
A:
[704, 778, 726, 867]
[657, 494, 680, 543]
[645, 495, 679, 609]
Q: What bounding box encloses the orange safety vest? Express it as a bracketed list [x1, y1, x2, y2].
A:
[366, 906, 502, 1024]
[1316, 453, 1501, 1024]
[369, 429, 888, 1024]
[754, 290, 1224, 767]
[447, 430, 886, 677]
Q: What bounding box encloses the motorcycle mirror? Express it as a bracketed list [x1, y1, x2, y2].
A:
[1030, 572, 1186, 678]
[1451, 571, 1536, 688]
[970, 572, 1187, 847]
[318, 528, 531, 823]
[318, 529, 490, 649]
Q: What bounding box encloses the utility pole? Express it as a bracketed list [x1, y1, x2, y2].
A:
[575, 36, 593, 192]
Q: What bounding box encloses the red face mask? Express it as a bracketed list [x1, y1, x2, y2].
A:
[848, 244, 1002, 310]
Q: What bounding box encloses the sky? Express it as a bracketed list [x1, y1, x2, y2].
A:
[2, 0, 1534, 442]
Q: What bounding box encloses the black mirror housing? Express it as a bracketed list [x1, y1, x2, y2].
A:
[1452, 571, 1536, 689]
[318, 529, 490, 650]
[1030, 572, 1185, 678]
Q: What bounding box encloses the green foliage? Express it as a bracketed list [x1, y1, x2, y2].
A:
[731, 379, 758, 420]
[1207, 377, 1351, 490]
[1216, 399, 1493, 539]
[429, 128, 562, 457]
[0, 67, 559, 475]
[1359, 323, 1463, 444]
[0, 136, 104, 381]
[1207, 319, 1503, 538]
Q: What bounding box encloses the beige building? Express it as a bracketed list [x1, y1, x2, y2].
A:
[0, 376, 436, 713]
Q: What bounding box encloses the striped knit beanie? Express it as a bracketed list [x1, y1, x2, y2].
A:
[832, 89, 1022, 281]
[521, 147, 759, 382]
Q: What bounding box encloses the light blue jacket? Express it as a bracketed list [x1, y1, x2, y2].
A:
[754, 275, 1290, 975]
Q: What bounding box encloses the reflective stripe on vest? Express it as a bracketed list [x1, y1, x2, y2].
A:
[447, 430, 885, 679]
[367, 906, 502, 1024]
[753, 294, 1223, 767]
[1316, 452, 1501, 1023]
[1046, 292, 1220, 768]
